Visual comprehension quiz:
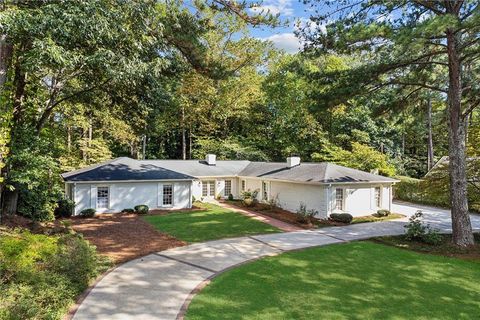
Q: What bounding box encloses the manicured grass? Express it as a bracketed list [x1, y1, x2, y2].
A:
[351, 212, 405, 224]
[143, 203, 280, 242]
[186, 242, 480, 320]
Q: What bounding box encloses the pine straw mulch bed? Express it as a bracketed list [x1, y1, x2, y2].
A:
[1, 211, 189, 264]
[224, 200, 320, 229]
[66, 212, 187, 264]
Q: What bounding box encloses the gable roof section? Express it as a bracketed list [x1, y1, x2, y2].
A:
[62, 157, 398, 184]
[238, 162, 398, 184]
[61, 157, 195, 182]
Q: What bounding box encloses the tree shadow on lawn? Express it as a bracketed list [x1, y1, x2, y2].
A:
[186, 242, 480, 320]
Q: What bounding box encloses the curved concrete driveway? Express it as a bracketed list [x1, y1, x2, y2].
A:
[72, 202, 480, 320]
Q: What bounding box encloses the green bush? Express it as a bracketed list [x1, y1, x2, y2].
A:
[330, 213, 353, 224]
[122, 208, 135, 213]
[242, 198, 254, 207]
[295, 203, 317, 224]
[394, 176, 450, 207]
[55, 199, 76, 218]
[375, 209, 390, 217]
[228, 194, 234, 201]
[404, 211, 442, 245]
[134, 205, 149, 214]
[0, 229, 110, 319]
[80, 208, 96, 218]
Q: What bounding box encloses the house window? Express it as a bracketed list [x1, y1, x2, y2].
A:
[163, 184, 173, 206]
[97, 186, 109, 209]
[202, 182, 208, 197]
[262, 181, 268, 201]
[375, 187, 382, 207]
[335, 188, 343, 211]
[224, 180, 232, 197]
[209, 181, 215, 196]
[241, 180, 246, 192]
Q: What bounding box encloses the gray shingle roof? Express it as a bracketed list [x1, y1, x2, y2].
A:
[62, 157, 398, 184]
[139, 159, 250, 177]
[238, 162, 398, 184]
[61, 157, 195, 182]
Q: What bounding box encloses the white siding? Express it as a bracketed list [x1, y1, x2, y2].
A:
[344, 187, 373, 216]
[71, 181, 191, 215]
[270, 181, 328, 219]
[74, 184, 91, 214]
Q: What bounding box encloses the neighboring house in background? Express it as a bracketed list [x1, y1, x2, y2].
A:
[61, 155, 398, 218]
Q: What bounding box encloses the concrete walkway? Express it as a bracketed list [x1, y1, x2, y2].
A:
[72, 202, 480, 320]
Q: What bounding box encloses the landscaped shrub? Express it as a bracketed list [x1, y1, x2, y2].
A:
[241, 189, 259, 207]
[295, 203, 317, 224]
[80, 208, 96, 218]
[375, 209, 390, 217]
[134, 205, 149, 214]
[404, 210, 442, 245]
[55, 199, 76, 218]
[242, 198, 255, 207]
[0, 229, 110, 319]
[50, 234, 106, 292]
[228, 194, 234, 201]
[122, 208, 135, 213]
[329, 213, 353, 224]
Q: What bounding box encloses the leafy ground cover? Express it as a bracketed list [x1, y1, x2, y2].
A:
[186, 241, 480, 320]
[143, 203, 280, 243]
[0, 227, 111, 319]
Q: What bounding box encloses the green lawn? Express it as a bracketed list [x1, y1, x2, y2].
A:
[186, 242, 480, 320]
[143, 203, 280, 242]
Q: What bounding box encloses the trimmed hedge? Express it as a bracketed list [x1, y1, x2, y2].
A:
[134, 205, 149, 214]
[330, 213, 353, 224]
[375, 209, 390, 217]
[394, 175, 451, 207]
[79, 208, 96, 218]
[122, 208, 135, 213]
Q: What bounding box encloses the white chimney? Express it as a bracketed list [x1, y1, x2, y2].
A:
[287, 156, 300, 168]
[206, 154, 216, 166]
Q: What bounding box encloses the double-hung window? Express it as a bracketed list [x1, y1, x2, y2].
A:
[241, 180, 246, 192]
[374, 187, 381, 208]
[97, 186, 109, 209]
[335, 188, 344, 211]
[163, 184, 173, 206]
[224, 180, 232, 197]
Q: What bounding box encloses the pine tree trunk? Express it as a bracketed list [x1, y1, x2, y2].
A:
[446, 29, 474, 247]
[181, 105, 186, 160]
[426, 97, 434, 171]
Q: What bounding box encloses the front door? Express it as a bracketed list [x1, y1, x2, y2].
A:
[201, 180, 216, 199]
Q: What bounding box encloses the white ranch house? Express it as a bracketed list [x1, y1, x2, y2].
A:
[62, 155, 398, 218]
